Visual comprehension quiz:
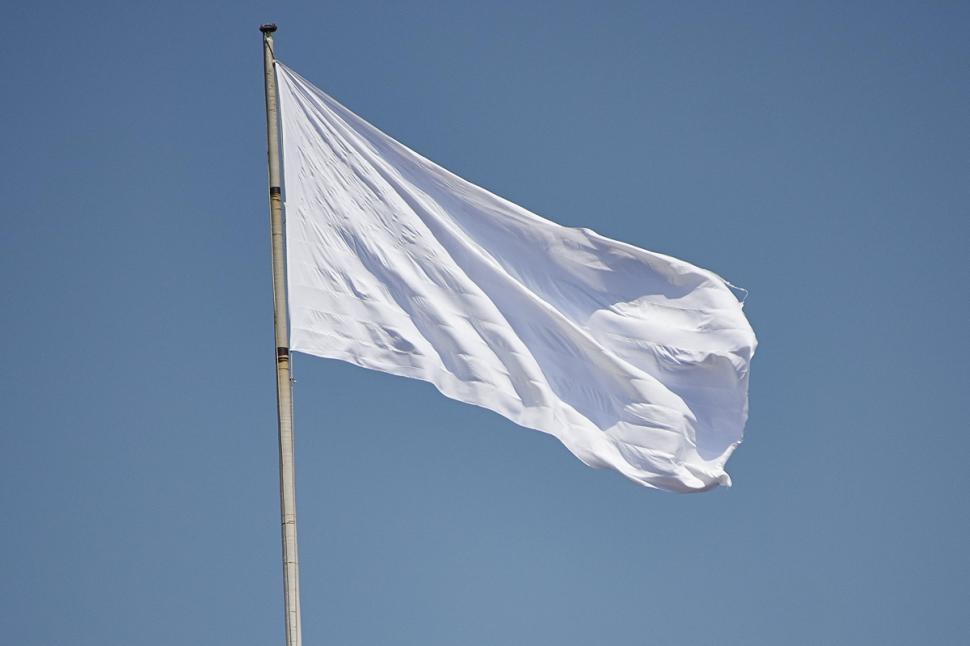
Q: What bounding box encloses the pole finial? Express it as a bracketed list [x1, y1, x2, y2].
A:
[260, 23, 278, 34]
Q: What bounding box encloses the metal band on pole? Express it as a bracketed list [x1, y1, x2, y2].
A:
[260, 23, 303, 646]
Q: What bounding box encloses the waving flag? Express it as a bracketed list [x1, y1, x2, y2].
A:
[276, 62, 756, 492]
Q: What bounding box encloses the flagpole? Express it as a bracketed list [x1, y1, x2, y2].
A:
[260, 23, 303, 646]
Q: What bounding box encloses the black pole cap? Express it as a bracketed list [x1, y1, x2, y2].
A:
[260, 23, 278, 33]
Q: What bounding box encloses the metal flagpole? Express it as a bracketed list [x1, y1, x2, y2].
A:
[260, 23, 303, 646]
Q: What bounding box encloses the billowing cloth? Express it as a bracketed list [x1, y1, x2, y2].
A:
[277, 62, 756, 492]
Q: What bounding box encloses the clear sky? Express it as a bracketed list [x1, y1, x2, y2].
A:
[2, 2, 967, 644]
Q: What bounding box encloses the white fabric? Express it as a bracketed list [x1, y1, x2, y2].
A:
[276, 62, 757, 492]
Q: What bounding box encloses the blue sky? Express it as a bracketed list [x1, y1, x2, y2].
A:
[2, 2, 967, 644]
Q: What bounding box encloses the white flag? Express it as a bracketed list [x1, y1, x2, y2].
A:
[276, 63, 757, 492]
